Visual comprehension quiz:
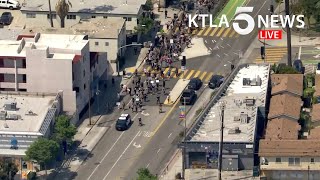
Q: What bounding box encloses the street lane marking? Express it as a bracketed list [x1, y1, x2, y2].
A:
[185, 70, 195, 80]
[229, 30, 236, 38]
[193, 70, 201, 78]
[216, 27, 225, 37]
[192, 29, 199, 35]
[199, 72, 207, 80]
[168, 133, 172, 138]
[146, 163, 150, 168]
[157, 148, 161, 154]
[223, 28, 232, 37]
[197, 28, 205, 36]
[254, 0, 267, 18]
[203, 27, 212, 36]
[205, 72, 214, 82]
[179, 70, 188, 79]
[210, 28, 219, 36]
[87, 131, 125, 180]
[102, 131, 141, 180]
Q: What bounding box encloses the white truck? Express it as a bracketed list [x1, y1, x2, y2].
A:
[0, 0, 20, 10]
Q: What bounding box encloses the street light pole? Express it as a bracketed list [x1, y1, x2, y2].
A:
[88, 75, 92, 125]
[285, 0, 292, 66]
[182, 97, 187, 179]
[218, 101, 226, 180]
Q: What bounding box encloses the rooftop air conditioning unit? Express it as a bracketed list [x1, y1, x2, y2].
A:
[240, 113, 249, 123]
[4, 102, 17, 111]
[6, 114, 19, 120]
[228, 127, 241, 134]
[243, 78, 251, 86]
[0, 111, 6, 120]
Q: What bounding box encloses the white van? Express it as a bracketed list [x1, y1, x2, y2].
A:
[0, 0, 20, 10]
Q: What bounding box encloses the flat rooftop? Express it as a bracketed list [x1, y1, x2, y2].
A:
[0, 28, 24, 40]
[21, 0, 146, 15]
[0, 94, 56, 134]
[190, 65, 269, 142]
[0, 33, 88, 57]
[23, 17, 126, 39]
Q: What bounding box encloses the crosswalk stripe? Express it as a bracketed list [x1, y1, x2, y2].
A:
[185, 70, 195, 79]
[163, 67, 170, 75]
[235, 33, 240, 38]
[175, 27, 179, 33]
[203, 27, 212, 36]
[193, 70, 201, 78]
[197, 28, 206, 36]
[199, 71, 207, 80]
[229, 30, 236, 38]
[265, 55, 286, 58]
[204, 72, 213, 82]
[192, 29, 199, 35]
[146, 66, 152, 71]
[222, 28, 232, 37]
[216, 28, 225, 37]
[265, 48, 287, 50]
[179, 70, 188, 79]
[210, 28, 219, 36]
[171, 68, 176, 77]
[255, 61, 280, 64]
[174, 69, 182, 78]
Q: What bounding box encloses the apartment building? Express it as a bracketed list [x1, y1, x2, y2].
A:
[258, 74, 320, 180]
[0, 33, 108, 122]
[23, 17, 126, 73]
[183, 64, 269, 170]
[20, 0, 146, 34]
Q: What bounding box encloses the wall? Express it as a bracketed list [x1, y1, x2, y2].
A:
[89, 38, 117, 61]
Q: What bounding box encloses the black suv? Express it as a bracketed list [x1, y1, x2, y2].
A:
[115, 114, 132, 131]
[0, 12, 12, 25]
[188, 77, 202, 90]
[180, 89, 196, 105]
[208, 75, 224, 89]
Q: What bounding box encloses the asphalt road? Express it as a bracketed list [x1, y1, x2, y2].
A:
[74, 0, 273, 179]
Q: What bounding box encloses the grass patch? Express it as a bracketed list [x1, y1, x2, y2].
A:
[195, 107, 203, 116]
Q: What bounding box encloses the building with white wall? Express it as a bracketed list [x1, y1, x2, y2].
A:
[22, 17, 126, 73]
[0, 33, 108, 122]
[20, 0, 146, 34]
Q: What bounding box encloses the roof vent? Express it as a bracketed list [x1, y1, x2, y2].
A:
[228, 127, 241, 134]
[240, 113, 249, 124]
[243, 78, 251, 86]
[4, 102, 17, 111]
[6, 114, 19, 120]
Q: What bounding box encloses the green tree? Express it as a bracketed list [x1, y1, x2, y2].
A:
[53, 115, 77, 143]
[25, 138, 59, 176]
[136, 168, 157, 180]
[0, 159, 18, 180]
[134, 17, 154, 35]
[301, 0, 317, 29]
[275, 65, 299, 74]
[55, 0, 72, 28]
[144, 0, 153, 11]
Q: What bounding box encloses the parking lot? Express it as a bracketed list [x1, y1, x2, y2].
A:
[0, 8, 25, 29]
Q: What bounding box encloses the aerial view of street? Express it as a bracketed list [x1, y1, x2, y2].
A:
[0, 0, 319, 180]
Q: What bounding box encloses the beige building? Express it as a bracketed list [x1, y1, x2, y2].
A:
[23, 17, 126, 73]
[20, 0, 146, 34]
[259, 74, 320, 180]
[0, 33, 108, 122]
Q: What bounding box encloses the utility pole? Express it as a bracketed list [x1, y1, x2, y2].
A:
[88, 75, 92, 125]
[285, 0, 292, 66]
[182, 97, 187, 179]
[218, 101, 226, 180]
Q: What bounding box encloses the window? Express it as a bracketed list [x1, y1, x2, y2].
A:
[84, 84, 86, 90]
[288, 157, 300, 166]
[123, 17, 127, 20]
[83, 70, 85, 77]
[22, 74, 26, 83]
[22, 59, 26, 68]
[311, 158, 315, 163]
[26, 13, 36, 18]
[103, 16, 108, 19]
[127, 17, 132, 21]
[275, 157, 281, 163]
[91, 16, 96, 18]
[67, 15, 76, 19]
[22, 161, 27, 169]
[105, 42, 109, 46]
[47, 14, 56, 19]
[95, 42, 99, 46]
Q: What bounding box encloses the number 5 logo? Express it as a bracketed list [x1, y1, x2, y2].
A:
[233, 7, 255, 35]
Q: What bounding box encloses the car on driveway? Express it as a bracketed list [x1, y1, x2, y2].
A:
[0, 12, 12, 25]
[187, 77, 202, 90]
[180, 89, 196, 105]
[115, 114, 132, 131]
[208, 75, 224, 89]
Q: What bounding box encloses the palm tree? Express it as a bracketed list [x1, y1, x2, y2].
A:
[55, 0, 72, 28]
[48, 0, 53, 27]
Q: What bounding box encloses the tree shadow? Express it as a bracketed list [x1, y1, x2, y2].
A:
[78, 5, 115, 13]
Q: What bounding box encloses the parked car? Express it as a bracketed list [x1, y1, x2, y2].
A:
[180, 89, 196, 105]
[0, 12, 12, 25]
[208, 75, 224, 89]
[187, 77, 202, 90]
[0, 0, 19, 9]
[293, 59, 304, 73]
[317, 62, 320, 70]
[115, 114, 132, 131]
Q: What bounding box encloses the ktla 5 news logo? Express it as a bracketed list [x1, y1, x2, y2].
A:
[188, 7, 305, 40]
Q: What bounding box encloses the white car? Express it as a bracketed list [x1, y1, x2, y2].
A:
[0, 0, 20, 10]
[115, 114, 132, 131]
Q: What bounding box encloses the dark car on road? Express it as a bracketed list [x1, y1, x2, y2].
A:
[293, 59, 304, 73]
[180, 89, 196, 105]
[115, 114, 132, 131]
[208, 75, 224, 89]
[0, 12, 12, 25]
[187, 77, 202, 90]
